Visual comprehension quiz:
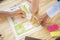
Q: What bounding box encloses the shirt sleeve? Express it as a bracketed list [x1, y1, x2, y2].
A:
[47, 1, 60, 18]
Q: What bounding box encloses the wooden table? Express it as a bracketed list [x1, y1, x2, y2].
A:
[0, 0, 60, 40]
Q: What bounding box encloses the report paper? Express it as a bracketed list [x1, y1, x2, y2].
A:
[7, 1, 42, 40]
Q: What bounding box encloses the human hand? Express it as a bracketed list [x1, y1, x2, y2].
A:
[11, 10, 26, 19]
[38, 13, 50, 26]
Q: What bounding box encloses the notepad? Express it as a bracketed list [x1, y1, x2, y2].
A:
[50, 31, 60, 37]
[48, 24, 59, 32]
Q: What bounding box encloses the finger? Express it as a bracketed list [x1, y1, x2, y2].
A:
[12, 10, 26, 18]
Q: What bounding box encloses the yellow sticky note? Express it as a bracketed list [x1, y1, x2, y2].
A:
[21, 5, 29, 14]
[50, 31, 60, 37]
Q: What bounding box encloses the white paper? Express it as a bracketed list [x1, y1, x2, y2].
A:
[7, 1, 42, 40]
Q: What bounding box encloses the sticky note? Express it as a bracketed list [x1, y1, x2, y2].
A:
[21, 5, 29, 14]
[48, 24, 59, 32]
[20, 2, 32, 19]
[50, 31, 60, 37]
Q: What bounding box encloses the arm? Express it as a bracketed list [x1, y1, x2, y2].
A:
[28, 0, 50, 26]
[30, 0, 39, 16]
[39, 2, 60, 26]
[0, 11, 11, 19]
[0, 11, 11, 22]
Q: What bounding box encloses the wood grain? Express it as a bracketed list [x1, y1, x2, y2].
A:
[0, 0, 60, 40]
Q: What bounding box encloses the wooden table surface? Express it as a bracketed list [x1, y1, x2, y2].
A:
[0, 0, 60, 40]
